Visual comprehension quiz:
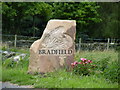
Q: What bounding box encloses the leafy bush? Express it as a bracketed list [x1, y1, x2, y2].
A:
[94, 56, 119, 83]
[72, 56, 119, 83]
[71, 58, 96, 75]
[103, 61, 119, 82]
[94, 57, 110, 72]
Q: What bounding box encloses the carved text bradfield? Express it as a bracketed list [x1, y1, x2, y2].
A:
[39, 49, 73, 55]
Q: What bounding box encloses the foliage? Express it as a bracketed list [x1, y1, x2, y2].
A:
[1, 46, 29, 53]
[2, 68, 118, 88]
[53, 2, 101, 24]
[1, 46, 6, 51]
[98, 2, 119, 38]
[2, 2, 53, 36]
[91, 55, 119, 83]
[52, 2, 102, 41]
[75, 50, 119, 83]
[94, 56, 110, 72]
[2, 2, 119, 41]
[2, 48, 119, 88]
[2, 54, 29, 69]
[103, 61, 119, 82]
[0, 59, 2, 81]
[71, 58, 96, 75]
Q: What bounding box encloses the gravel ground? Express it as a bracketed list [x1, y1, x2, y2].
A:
[0, 82, 33, 88]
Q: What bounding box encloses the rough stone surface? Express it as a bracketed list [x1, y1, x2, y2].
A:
[13, 54, 26, 62]
[28, 20, 76, 74]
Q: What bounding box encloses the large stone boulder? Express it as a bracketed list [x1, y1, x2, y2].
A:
[28, 20, 76, 74]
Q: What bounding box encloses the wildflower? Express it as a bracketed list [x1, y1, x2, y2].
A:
[72, 58, 96, 75]
[71, 63, 75, 68]
[80, 58, 87, 62]
[73, 61, 78, 65]
[88, 60, 92, 63]
[85, 62, 88, 64]
[71, 63, 74, 66]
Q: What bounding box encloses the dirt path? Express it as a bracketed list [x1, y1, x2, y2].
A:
[0, 82, 33, 88]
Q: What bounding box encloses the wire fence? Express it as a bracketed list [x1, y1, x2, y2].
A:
[76, 43, 118, 51]
[1, 34, 120, 51]
[2, 34, 39, 48]
[76, 38, 119, 51]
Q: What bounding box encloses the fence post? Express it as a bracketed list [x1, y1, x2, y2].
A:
[107, 38, 110, 50]
[78, 38, 82, 52]
[14, 34, 17, 47]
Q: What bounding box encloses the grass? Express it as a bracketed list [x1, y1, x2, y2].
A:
[0, 59, 2, 81]
[2, 48, 119, 88]
[75, 50, 118, 62]
[1, 45, 29, 53]
[2, 68, 35, 85]
[34, 70, 118, 88]
[2, 68, 118, 88]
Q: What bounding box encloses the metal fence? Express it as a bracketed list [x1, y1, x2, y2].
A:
[1, 34, 120, 51]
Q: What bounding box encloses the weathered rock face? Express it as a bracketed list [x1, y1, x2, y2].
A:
[28, 20, 76, 74]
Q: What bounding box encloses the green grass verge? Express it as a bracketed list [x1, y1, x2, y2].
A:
[0, 59, 2, 81]
[2, 48, 119, 88]
[2, 68, 118, 88]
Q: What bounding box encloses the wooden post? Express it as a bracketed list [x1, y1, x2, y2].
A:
[78, 38, 81, 52]
[14, 34, 17, 47]
[107, 38, 110, 50]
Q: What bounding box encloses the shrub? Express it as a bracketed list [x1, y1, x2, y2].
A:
[94, 57, 110, 72]
[103, 61, 119, 82]
[71, 58, 96, 75]
[93, 56, 119, 83]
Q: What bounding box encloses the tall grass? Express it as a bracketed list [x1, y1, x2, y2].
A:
[75, 50, 119, 83]
[0, 59, 2, 81]
[75, 50, 118, 62]
[2, 48, 119, 88]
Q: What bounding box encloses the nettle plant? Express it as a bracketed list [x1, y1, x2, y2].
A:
[71, 58, 96, 75]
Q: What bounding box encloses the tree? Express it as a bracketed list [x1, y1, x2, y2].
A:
[2, 2, 53, 36]
[98, 2, 119, 39]
[52, 2, 102, 42]
[24, 2, 53, 36]
[2, 2, 119, 40]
